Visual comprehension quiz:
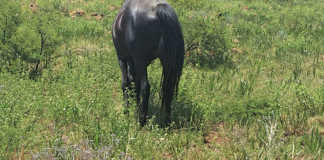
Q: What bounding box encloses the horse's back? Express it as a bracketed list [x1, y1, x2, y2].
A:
[118, 0, 170, 61]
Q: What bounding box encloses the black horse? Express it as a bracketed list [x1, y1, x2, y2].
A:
[112, 0, 184, 126]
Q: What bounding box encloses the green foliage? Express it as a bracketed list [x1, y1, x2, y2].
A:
[180, 10, 233, 68]
[0, 1, 22, 43]
[303, 128, 324, 158]
[0, 1, 62, 78]
[58, 18, 105, 39]
[0, 0, 23, 70]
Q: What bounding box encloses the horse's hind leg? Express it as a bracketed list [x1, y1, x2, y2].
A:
[118, 58, 133, 113]
[134, 63, 150, 126]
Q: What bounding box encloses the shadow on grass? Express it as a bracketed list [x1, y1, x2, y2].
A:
[185, 52, 235, 70]
[147, 97, 205, 129]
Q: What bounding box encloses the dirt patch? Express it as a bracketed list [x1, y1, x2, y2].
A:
[162, 152, 173, 159]
[90, 13, 104, 20]
[203, 123, 231, 145]
[69, 9, 86, 18]
[231, 48, 244, 54]
[108, 5, 118, 11]
[29, 3, 38, 12]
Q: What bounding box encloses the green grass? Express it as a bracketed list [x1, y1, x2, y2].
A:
[1, 0, 324, 159]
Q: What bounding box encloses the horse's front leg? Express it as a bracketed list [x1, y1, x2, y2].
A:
[134, 64, 150, 126]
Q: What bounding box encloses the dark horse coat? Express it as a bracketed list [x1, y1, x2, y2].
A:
[112, 0, 184, 126]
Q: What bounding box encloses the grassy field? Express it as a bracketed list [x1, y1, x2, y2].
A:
[1, 0, 324, 159]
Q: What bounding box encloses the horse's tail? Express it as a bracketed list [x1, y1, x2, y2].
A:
[156, 3, 184, 118]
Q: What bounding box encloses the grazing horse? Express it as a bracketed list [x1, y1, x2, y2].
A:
[112, 0, 184, 126]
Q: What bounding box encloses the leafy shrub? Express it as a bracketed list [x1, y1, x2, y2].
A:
[0, 1, 23, 71]
[180, 11, 233, 69]
[0, 1, 62, 79]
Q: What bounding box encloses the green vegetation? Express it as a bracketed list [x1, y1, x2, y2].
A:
[1, 0, 324, 159]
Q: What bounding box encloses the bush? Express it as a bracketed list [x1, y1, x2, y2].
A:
[0, 1, 62, 79]
[180, 10, 233, 69]
[0, 1, 23, 71]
